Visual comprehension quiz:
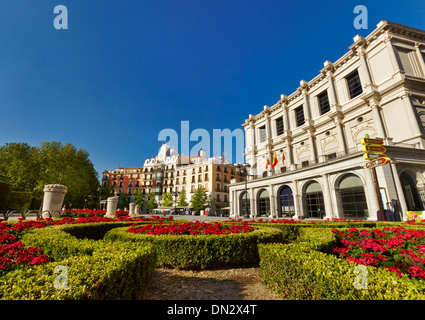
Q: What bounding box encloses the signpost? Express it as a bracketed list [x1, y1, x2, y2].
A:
[361, 135, 391, 221]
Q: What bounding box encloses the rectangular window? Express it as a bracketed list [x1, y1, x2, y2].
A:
[346, 70, 363, 99]
[259, 125, 266, 142]
[295, 106, 305, 127]
[275, 116, 284, 136]
[395, 47, 424, 77]
[318, 91, 330, 115]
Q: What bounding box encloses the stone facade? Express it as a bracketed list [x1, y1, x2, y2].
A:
[229, 21, 425, 220]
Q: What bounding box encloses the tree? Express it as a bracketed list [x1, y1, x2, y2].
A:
[99, 180, 114, 200]
[146, 193, 158, 211]
[132, 189, 147, 207]
[0, 143, 41, 192]
[0, 141, 99, 208]
[161, 192, 174, 207]
[117, 193, 129, 210]
[177, 189, 189, 207]
[191, 186, 208, 211]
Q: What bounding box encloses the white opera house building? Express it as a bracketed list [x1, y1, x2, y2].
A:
[229, 21, 425, 221]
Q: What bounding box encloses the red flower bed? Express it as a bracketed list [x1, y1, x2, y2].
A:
[0, 215, 174, 276]
[332, 226, 425, 279]
[0, 222, 50, 275]
[128, 221, 254, 236]
[62, 209, 128, 217]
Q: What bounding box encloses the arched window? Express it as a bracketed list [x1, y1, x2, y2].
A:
[303, 181, 325, 218]
[239, 191, 250, 217]
[278, 186, 294, 217]
[257, 189, 270, 217]
[400, 172, 425, 211]
[336, 173, 368, 219]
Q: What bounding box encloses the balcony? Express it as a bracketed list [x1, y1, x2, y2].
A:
[248, 146, 362, 180]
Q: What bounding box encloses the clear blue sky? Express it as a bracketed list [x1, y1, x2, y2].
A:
[1, 0, 425, 180]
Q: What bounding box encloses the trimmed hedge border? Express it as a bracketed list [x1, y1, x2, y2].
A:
[258, 226, 425, 300]
[105, 225, 284, 269]
[0, 223, 157, 300]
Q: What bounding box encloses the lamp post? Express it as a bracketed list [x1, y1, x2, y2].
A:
[173, 191, 180, 215]
[236, 163, 251, 218]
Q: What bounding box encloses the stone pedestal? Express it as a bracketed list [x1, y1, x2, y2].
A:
[135, 205, 140, 216]
[105, 196, 119, 218]
[42, 184, 68, 218]
[129, 202, 136, 217]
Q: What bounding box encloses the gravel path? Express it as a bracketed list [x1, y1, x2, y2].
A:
[141, 267, 281, 300]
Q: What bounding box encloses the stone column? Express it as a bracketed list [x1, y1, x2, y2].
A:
[249, 187, 256, 218]
[269, 185, 277, 218]
[129, 202, 136, 217]
[135, 204, 140, 216]
[42, 184, 68, 218]
[105, 196, 119, 218]
[390, 162, 408, 221]
[369, 98, 387, 139]
[322, 174, 334, 220]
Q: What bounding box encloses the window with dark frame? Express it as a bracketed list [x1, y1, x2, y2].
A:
[346, 70, 363, 99]
[259, 125, 266, 142]
[275, 116, 284, 136]
[295, 106, 305, 127]
[318, 91, 331, 115]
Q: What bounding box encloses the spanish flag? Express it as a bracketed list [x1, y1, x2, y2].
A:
[272, 153, 278, 168]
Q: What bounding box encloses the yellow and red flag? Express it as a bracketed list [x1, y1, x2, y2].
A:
[272, 153, 278, 168]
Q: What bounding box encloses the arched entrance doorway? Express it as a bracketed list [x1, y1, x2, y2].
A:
[278, 185, 294, 218]
[257, 189, 270, 217]
[303, 181, 325, 218]
[400, 172, 425, 211]
[336, 173, 368, 219]
[239, 191, 250, 217]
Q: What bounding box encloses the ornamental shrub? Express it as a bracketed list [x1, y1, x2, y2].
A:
[259, 227, 425, 300]
[7, 191, 32, 211]
[105, 225, 284, 269]
[0, 181, 10, 210]
[1, 222, 158, 300]
[0, 241, 156, 300]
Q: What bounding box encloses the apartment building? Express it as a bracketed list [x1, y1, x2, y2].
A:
[229, 20, 425, 220]
[101, 144, 244, 215]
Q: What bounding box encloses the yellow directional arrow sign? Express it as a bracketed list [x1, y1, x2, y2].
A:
[362, 145, 386, 154]
[365, 157, 391, 169]
[361, 138, 384, 145]
[364, 153, 388, 160]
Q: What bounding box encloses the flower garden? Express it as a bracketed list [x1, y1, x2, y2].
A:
[1, 209, 425, 300]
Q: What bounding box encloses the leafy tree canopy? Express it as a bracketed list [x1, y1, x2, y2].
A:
[0, 141, 99, 208]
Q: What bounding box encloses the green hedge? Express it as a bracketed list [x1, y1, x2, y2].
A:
[226, 221, 378, 242]
[258, 227, 425, 300]
[105, 225, 284, 269]
[0, 181, 10, 210]
[1, 223, 157, 300]
[7, 191, 32, 211]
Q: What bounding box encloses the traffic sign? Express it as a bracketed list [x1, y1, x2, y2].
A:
[362, 145, 386, 153]
[361, 138, 384, 145]
[365, 157, 391, 169]
[364, 153, 388, 160]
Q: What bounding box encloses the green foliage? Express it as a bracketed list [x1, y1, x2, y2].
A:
[132, 188, 146, 208]
[0, 141, 99, 208]
[146, 193, 158, 210]
[161, 192, 174, 207]
[258, 227, 425, 300]
[0, 181, 10, 210]
[191, 185, 208, 210]
[7, 191, 33, 211]
[117, 192, 129, 209]
[177, 188, 189, 207]
[1, 223, 157, 300]
[105, 225, 284, 269]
